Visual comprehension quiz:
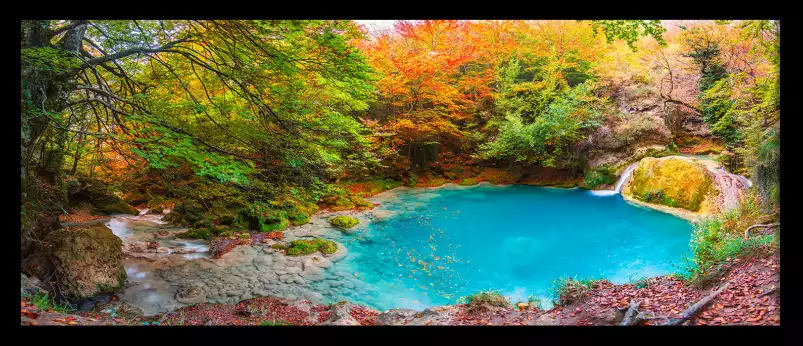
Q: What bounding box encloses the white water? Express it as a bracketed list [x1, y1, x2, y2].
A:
[589, 162, 639, 197]
[715, 167, 753, 188]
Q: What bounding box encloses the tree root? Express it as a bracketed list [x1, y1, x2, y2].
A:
[662, 282, 730, 326]
[620, 299, 643, 326]
[759, 286, 779, 298]
[744, 223, 780, 238]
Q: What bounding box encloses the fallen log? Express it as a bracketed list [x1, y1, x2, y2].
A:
[662, 282, 730, 326]
[744, 223, 780, 238]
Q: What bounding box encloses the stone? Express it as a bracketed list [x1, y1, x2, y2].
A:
[321, 302, 361, 325]
[44, 224, 126, 300]
[533, 313, 559, 326]
[376, 308, 419, 325]
[175, 286, 207, 304]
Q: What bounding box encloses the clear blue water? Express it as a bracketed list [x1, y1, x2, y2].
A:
[317, 184, 693, 311]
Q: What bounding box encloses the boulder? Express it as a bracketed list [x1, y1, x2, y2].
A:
[376, 308, 419, 325]
[622, 156, 715, 212]
[176, 286, 207, 304]
[321, 301, 361, 325]
[44, 224, 126, 300]
[68, 177, 139, 215]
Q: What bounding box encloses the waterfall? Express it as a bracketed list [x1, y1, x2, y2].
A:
[590, 162, 639, 197]
[714, 167, 753, 188]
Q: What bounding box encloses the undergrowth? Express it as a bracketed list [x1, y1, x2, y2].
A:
[677, 190, 779, 288]
[549, 276, 605, 306]
[457, 290, 510, 308]
[22, 291, 72, 314]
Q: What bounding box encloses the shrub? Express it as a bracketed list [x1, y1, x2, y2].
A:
[285, 238, 338, 256]
[680, 200, 779, 288]
[22, 291, 72, 314]
[459, 290, 510, 308]
[330, 215, 359, 229]
[583, 167, 616, 189]
[406, 173, 419, 187]
[549, 276, 603, 306]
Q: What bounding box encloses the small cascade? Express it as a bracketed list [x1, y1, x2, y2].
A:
[715, 167, 753, 188]
[590, 162, 639, 197]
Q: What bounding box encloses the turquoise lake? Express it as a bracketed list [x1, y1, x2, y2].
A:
[319, 184, 693, 311]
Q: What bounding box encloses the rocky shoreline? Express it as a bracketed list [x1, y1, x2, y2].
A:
[21, 252, 779, 326]
[23, 155, 769, 326]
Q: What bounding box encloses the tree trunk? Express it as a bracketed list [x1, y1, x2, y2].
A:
[20, 20, 86, 276]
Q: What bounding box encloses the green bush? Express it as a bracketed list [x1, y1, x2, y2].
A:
[406, 173, 419, 187]
[285, 238, 338, 256]
[458, 290, 510, 308]
[583, 167, 616, 189]
[22, 291, 72, 314]
[330, 215, 359, 229]
[681, 213, 779, 287]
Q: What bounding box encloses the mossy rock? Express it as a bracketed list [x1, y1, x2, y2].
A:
[285, 238, 338, 256]
[288, 210, 311, 226]
[98, 200, 140, 216]
[44, 224, 126, 300]
[622, 156, 714, 212]
[212, 225, 230, 235]
[169, 201, 206, 225]
[328, 195, 356, 211]
[237, 203, 290, 232]
[177, 227, 212, 240]
[351, 195, 374, 209]
[260, 215, 289, 232]
[330, 215, 359, 229]
[69, 178, 139, 216]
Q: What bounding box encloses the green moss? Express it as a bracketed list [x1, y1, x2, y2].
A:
[271, 243, 287, 250]
[330, 215, 359, 229]
[406, 173, 419, 187]
[582, 167, 616, 189]
[285, 238, 338, 256]
[212, 225, 230, 235]
[260, 216, 289, 232]
[177, 227, 212, 240]
[237, 202, 291, 232]
[623, 157, 714, 211]
[100, 200, 140, 216]
[288, 210, 311, 226]
[238, 233, 251, 240]
[351, 195, 374, 209]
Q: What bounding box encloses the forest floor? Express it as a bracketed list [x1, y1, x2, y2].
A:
[20, 252, 779, 326]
